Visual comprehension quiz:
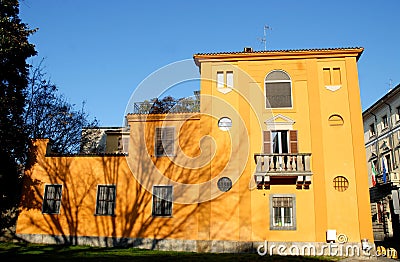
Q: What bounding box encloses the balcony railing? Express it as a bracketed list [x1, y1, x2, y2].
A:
[254, 153, 312, 175]
[254, 153, 312, 189]
[374, 172, 400, 186]
[132, 99, 200, 114]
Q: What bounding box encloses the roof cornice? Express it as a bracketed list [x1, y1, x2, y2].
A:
[363, 83, 400, 117]
[193, 47, 364, 66]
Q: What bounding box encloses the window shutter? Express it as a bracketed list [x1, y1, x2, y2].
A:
[217, 72, 224, 88]
[155, 128, 163, 156]
[289, 130, 298, 153]
[162, 127, 174, 156]
[155, 127, 174, 156]
[226, 72, 233, 88]
[263, 131, 271, 154]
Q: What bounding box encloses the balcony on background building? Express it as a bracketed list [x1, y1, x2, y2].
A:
[254, 153, 312, 189]
[375, 172, 400, 186]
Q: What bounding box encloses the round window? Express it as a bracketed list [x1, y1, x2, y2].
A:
[333, 176, 349, 192]
[217, 177, 232, 192]
[218, 117, 232, 131]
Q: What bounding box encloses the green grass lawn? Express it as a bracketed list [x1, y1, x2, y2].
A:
[0, 242, 340, 262]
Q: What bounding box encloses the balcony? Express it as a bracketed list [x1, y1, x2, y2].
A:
[132, 96, 200, 114]
[254, 153, 312, 189]
[374, 172, 400, 186]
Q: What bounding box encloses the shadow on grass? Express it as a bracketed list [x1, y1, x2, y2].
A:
[0, 242, 339, 262]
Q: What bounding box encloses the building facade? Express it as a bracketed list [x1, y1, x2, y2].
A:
[16, 47, 374, 254]
[363, 84, 400, 244]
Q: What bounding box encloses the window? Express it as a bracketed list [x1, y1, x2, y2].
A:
[95, 185, 116, 216]
[323, 68, 331, 86]
[328, 114, 344, 126]
[332, 68, 341, 85]
[271, 131, 288, 153]
[265, 70, 292, 108]
[323, 67, 342, 86]
[226, 71, 233, 88]
[218, 117, 232, 131]
[376, 202, 384, 223]
[397, 106, 400, 122]
[42, 185, 62, 214]
[217, 72, 224, 88]
[384, 154, 392, 173]
[369, 123, 376, 137]
[263, 130, 298, 154]
[155, 127, 175, 156]
[382, 115, 388, 129]
[217, 177, 232, 192]
[333, 176, 349, 192]
[118, 136, 129, 153]
[270, 195, 296, 230]
[152, 186, 173, 217]
[216, 71, 234, 92]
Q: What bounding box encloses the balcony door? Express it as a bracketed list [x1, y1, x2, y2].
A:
[264, 130, 297, 154]
[271, 131, 289, 154]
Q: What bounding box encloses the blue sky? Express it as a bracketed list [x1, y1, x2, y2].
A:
[20, 0, 400, 126]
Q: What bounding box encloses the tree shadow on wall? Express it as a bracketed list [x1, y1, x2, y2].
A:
[17, 114, 226, 249]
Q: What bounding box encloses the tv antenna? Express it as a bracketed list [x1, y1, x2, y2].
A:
[258, 25, 272, 51]
[387, 78, 393, 91]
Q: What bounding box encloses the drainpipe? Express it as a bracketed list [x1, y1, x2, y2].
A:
[370, 112, 380, 171]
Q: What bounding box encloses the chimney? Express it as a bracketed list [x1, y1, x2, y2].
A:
[243, 47, 253, 52]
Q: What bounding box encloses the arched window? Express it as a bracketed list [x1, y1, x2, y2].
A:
[265, 70, 292, 108]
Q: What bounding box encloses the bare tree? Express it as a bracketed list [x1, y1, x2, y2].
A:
[24, 60, 99, 154]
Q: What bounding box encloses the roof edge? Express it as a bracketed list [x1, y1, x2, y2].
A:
[363, 83, 400, 117]
[193, 47, 364, 63]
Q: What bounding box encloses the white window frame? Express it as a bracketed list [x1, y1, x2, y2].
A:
[217, 71, 224, 88]
[226, 71, 233, 88]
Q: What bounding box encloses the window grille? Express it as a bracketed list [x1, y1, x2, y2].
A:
[152, 186, 173, 216]
[333, 176, 349, 192]
[270, 195, 296, 230]
[217, 177, 232, 192]
[95, 185, 116, 216]
[42, 185, 62, 214]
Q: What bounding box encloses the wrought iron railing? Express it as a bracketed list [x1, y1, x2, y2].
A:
[132, 99, 200, 114]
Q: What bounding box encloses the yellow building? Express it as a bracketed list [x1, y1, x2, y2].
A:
[16, 47, 373, 255]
